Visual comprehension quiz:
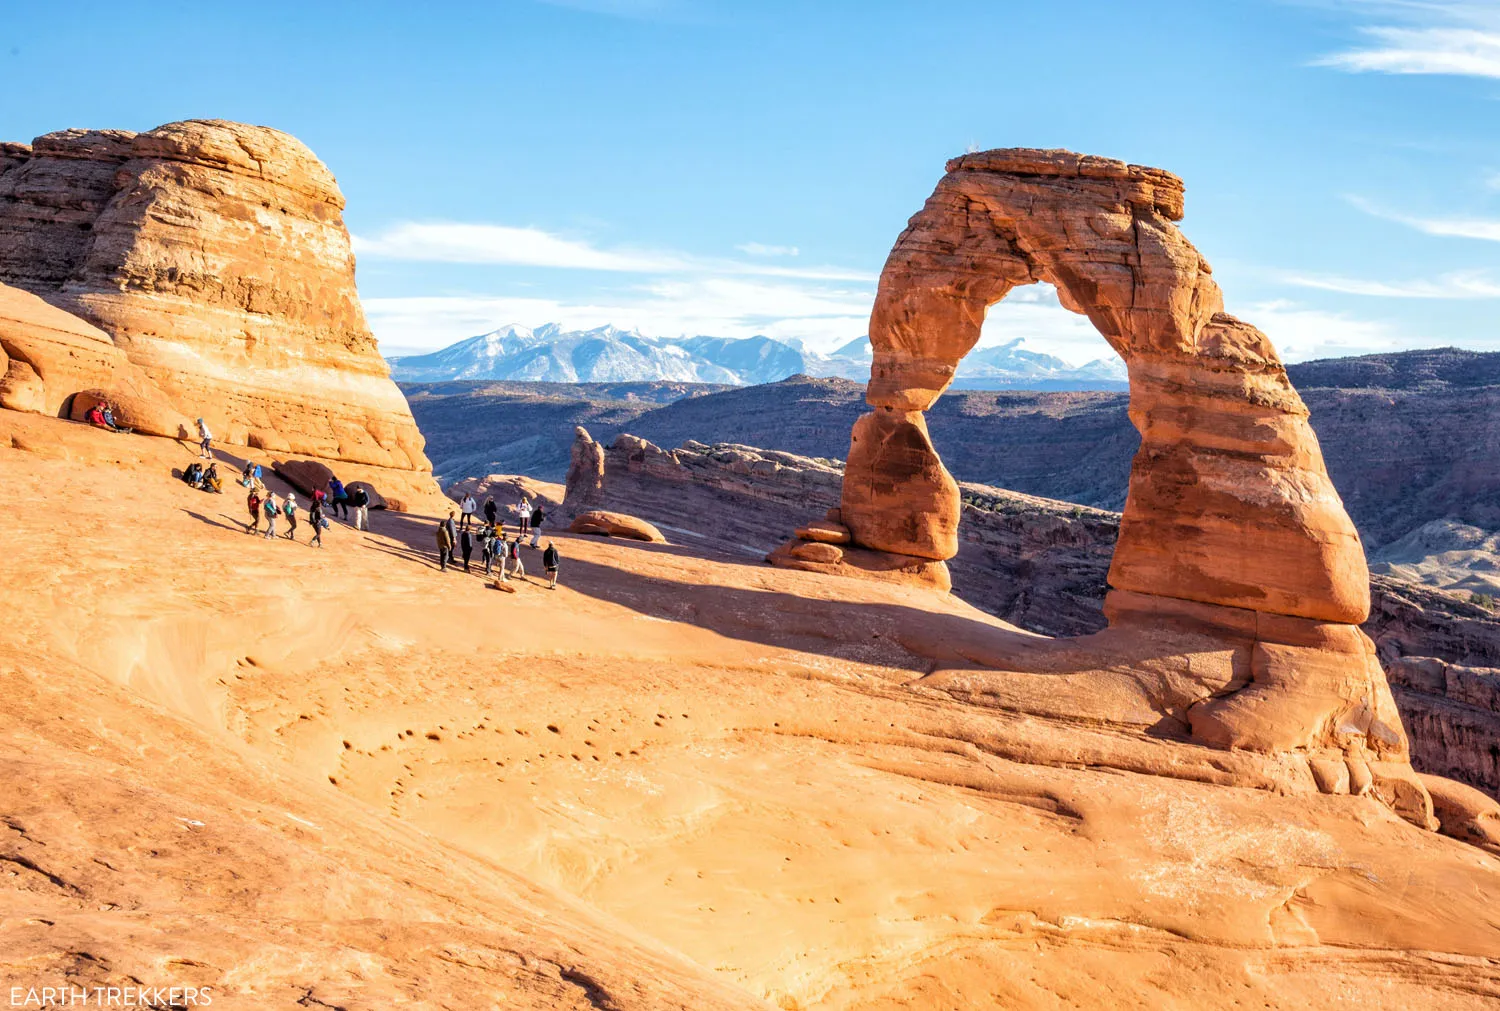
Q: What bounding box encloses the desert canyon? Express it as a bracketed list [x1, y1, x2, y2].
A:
[2, 124, 1499, 1011]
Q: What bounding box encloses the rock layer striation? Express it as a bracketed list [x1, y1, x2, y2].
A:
[0, 119, 433, 498]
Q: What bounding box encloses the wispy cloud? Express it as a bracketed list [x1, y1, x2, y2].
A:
[353, 221, 873, 281]
[1281, 268, 1500, 297]
[736, 242, 800, 257]
[1347, 193, 1500, 241]
[1315, 2, 1500, 78]
[1246, 299, 1405, 362]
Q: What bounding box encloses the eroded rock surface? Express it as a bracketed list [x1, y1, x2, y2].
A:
[0, 119, 434, 502]
[786, 148, 1436, 826]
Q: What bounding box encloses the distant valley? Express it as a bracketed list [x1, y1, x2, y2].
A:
[403, 347, 1500, 568]
[387, 322, 1129, 390]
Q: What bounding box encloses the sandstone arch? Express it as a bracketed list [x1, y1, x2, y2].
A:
[802, 149, 1429, 820]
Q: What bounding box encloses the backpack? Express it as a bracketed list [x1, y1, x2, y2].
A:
[264, 500, 278, 517]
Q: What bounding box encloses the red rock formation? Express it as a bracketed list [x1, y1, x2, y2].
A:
[805, 148, 1432, 825]
[569, 509, 667, 543]
[0, 119, 434, 501]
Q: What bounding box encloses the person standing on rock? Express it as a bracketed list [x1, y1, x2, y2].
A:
[283, 491, 299, 541]
[196, 417, 213, 460]
[483, 495, 498, 528]
[543, 540, 560, 590]
[529, 505, 546, 548]
[328, 478, 350, 521]
[517, 497, 532, 537]
[460, 526, 475, 573]
[308, 497, 325, 548]
[247, 487, 263, 535]
[459, 493, 477, 531]
[437, 512, 456, 571]
[262, 493, 280, 540]
[508, 534, 526, 581]
[351, 485, 370, 532]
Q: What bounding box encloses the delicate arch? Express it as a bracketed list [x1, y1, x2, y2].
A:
[840, 148, 1368, 625]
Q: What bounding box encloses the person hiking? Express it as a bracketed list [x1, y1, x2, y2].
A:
[283, 491, 299, 541]
[517, 497, 532, 536]
[529, 504, 547, 548]
[459, 493, 477, 531]
[308, 497, 325, 548]
[436, 513, 456, 571]
[508, 534, 526, 580]
[481, 523, 496, 575]
[460, 526, 474, 573]
[195, 417, 213, 459]
[203, 462, 223, 493]
[483, 495, 498, 527]
[328, 478, 350, 520]
[262, 493, 280, 540]
[350, 485, 370, 531]
[247, 488, 263, 535]
[542, 540, 560, 590]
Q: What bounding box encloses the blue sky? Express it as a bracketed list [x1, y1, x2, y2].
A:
[4, 0, 1500, 362]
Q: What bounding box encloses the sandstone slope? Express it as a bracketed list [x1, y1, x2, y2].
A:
[5, 410, 1500, 1008]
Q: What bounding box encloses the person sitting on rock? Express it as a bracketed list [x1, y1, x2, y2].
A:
[203, 463, 223, 493]
[86, 403, 120, 432]
[543, 540, 560, 590]
[183, 461, 204, 488]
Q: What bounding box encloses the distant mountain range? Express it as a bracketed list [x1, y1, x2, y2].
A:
[386, 324, 1128, 390]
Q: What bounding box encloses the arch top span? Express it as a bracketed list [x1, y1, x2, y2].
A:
[844, 146, 1369, 630]
[868, 148, 1222, 413]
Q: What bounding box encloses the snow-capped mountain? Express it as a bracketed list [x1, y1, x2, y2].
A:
[387, 325, 1127, 389]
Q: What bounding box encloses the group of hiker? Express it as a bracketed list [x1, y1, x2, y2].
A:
[437, 493, 560, 589]
[84, 400, 129, 434]
[238, 462, 348, 548]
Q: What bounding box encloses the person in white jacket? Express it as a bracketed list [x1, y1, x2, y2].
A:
[459, 494, 477, 531]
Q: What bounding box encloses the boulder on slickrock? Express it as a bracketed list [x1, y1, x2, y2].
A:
[790, 541, 844, 564]
[795, 520, 852, 545]
[569, 510, 666, 543]
[68, 388, 189, 439]
[275, 459, 337, 498]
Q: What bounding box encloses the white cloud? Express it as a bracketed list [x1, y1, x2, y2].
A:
[364, 275, 873, 353]
[1280, 269, 1500, 297]
[1347, 193, 1500, 241]
[736, 242, 800, 257]
[353, 221, 873, 281]
[981, 283, 1120, 366]
[1315, 3, 1500, 78]
[1242, 299, 1404, 362]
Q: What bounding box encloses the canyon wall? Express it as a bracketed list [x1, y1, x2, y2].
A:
[0, 119, 434, 500]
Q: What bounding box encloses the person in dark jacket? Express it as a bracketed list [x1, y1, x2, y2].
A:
[436, 512, 456, 571]
[460, 527, 474, 572]
[542, 541, 560, 589]
[328, 478, 350, 520]
[483, 496, 498, 527]
[308, 499, 325, 548]
[350, 485, 370, 531]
